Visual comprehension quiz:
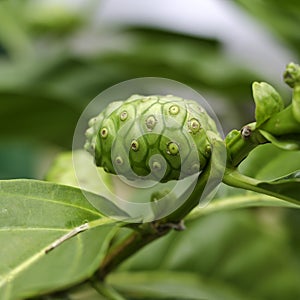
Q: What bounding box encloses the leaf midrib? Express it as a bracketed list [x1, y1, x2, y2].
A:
[0, 191, 102, 217]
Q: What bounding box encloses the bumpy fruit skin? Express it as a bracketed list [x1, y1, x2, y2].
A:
[85, 95, 218, 182]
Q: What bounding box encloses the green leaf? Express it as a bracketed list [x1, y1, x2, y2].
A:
[107, 271, 248, 300]
[259, 130, 300, 150]
[257, 171, 300, 202]
[226, 143, 300, 205]
[239, 143, 300, 180]
[0, 180, 119, 299]
[223, 169, 300, 205]
[252, 82, 284, 127]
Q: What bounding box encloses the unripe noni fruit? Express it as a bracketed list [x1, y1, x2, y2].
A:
[85, 95, 218, 183]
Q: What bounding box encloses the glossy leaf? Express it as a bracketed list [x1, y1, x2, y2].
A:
[239, 143, 300, 180]
[0, 180, 119, 299]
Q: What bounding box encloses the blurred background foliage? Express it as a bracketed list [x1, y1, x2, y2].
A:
[1, 0, 298, 180]
[0, 1, 299, 299]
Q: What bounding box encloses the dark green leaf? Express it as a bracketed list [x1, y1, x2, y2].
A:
[0, 180, 119, 299]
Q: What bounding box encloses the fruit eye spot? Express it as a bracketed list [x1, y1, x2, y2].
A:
[131, 140, 139, 151]
[152, 161, 162, 171]
[188, 118, 201, 133]
[169, 105, 180, 115]
[120, 111, 128, 121]
[100, 128, 108, 138]
[115, 156, 123, 165]
[167, 141, 179, 155]
[190, 162, 200, 173]
[205, 145, 211, 156]
[145, 115, 157, 130]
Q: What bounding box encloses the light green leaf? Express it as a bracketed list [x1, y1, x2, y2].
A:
[239, 143, 300, 180]
[257, 171, 300, 202]
[252, 82, 284, 127]
[224, 141, 300, 205]
[0, 180, 119, 300]
[259, 130, 300, 150]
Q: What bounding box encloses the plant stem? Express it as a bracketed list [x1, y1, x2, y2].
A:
[226, 104, 300, 168]
[223, 168, 297, 202]
[97, 223, 170, 280]
[225, 123, 267, 167]
[96, 140, 226, 280]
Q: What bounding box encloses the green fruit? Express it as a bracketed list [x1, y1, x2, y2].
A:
[85, 95, 218, 182]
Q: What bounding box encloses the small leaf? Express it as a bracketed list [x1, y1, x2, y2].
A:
[259, 130, 300, 150]
[0, 180, 119, 299]
[252, 82, 284, 127]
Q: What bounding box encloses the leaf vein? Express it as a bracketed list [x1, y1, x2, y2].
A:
[0, 191, 102, 217]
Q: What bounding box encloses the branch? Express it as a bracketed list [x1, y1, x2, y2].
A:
[97, 223, 170, 280]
